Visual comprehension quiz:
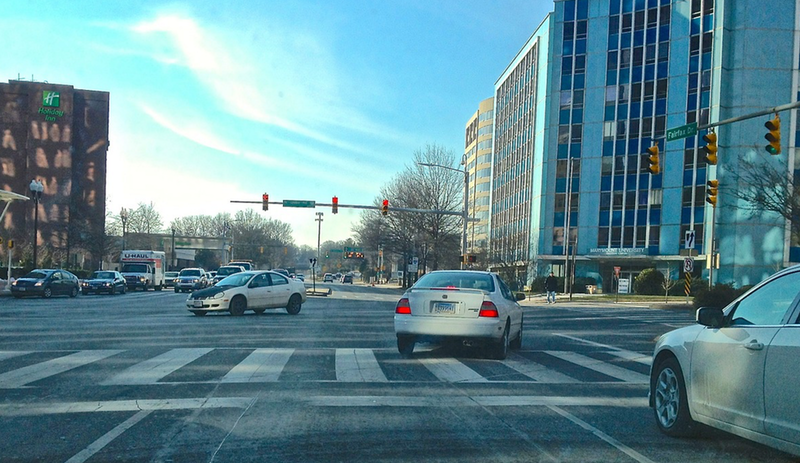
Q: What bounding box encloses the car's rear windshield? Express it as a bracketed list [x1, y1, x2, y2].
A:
[180, 269, 202, 277]
[23, 271, 49, 279]
[92, 272, 115, 279]
[217, 267, 241, 276]
[414, 273, 495, 292]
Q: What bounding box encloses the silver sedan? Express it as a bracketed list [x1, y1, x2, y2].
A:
[393, 270, 525, 359]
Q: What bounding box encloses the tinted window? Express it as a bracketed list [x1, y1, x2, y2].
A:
[270, 274, 289, 286]
[414, 272, 495, 292]
[24, 271, 49, 279]
[730, 272, 800, 326]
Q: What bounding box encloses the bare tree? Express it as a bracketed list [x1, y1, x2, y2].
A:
[127, 202, 164, 234]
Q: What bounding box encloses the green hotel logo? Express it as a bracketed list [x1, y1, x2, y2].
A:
[42, 90, 60, 108]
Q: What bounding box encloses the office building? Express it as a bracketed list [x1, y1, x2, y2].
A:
[464, 97, 494, 255]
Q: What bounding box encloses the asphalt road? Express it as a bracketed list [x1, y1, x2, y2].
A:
[0, 283, 795, 462]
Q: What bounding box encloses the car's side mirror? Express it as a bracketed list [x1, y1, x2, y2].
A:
[515, 292, 526, 301]
[697, 307, 725, 328]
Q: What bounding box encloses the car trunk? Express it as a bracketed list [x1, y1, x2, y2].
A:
[407, 288, 488, 319]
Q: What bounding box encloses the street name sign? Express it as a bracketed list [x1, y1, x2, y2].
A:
[283, 200, 316, 208]
[666, 122, 698, 142]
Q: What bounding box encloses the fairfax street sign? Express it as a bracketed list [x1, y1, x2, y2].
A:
[666, 122, 698, 142]
[283, 200, 316, 208]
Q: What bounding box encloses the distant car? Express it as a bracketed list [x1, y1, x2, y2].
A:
[81, 270, 126, 295]
[342, 274, 353, 284]
[323, 273, 334, 282]
[295, 273, 305, 282]
[272, 268, 290, 277]
[394, 270, 525, 359]
[175, 268, 207, 293]
[186, 270, 307, 316]
[164, 271, 179, 288]
[11, 269, 80, 298]
[206, 271, 217, 284]
[228, 261, 253, 271]
[213, 265, 245, 284]
[650, 264, 800, 457]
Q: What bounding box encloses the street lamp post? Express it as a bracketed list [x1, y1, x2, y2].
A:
[29, 180, 44, 268]
[417, 162, 469, 269]
[120, 207, 129, 251]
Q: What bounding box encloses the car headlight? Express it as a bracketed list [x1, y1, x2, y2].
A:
[192, 278, 199, 283]
[82, 282, 89, 287]
[211, 291, 225, 300]
[35, 281, 43, 286]
[104, 282, 111, 287]
[11, 280, 17, 286]
[139, 277, 146, 282]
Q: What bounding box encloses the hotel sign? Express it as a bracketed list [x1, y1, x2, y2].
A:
[589, 248, 649, 257]
[38, 90, 65, 121]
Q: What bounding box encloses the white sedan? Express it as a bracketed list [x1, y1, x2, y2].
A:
[393, 270, 525, 359]
[185, 270, 307, 316]
[650, 264, 800, 457]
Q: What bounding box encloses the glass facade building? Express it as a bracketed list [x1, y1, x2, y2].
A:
[489, 0, 799, 290]
[464, 97, 494, 254]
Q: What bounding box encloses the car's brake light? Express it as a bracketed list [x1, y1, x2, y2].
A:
[478, 301, 499, 318]
[395, 298, 411, 314]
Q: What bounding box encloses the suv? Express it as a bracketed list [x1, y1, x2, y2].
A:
[213, 265, 245, 284]
[323, 273, 334, 282]
[228, 261, 253, 271]
[175, 268, 207, 293]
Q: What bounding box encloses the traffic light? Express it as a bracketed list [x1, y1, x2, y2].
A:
[260, 246, 264, 254]
[706, 180, 719, 207]
[332, 196, 338, 214]
[645, 144, 660, 174]
[381, 199, 389, 216]
[262, 193, 269, 211]
[7, 239, 12, 249]
[702, 131, 718, 165]
[765, 115, 781, 155]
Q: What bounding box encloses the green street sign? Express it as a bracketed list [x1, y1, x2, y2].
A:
[283, 200, 316, 208]
[666, 122, 698, 142]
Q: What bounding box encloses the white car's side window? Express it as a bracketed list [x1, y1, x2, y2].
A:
[270, 274, 288, 286]
[730, 272, 800, 326]
[250, 274, 270, 288]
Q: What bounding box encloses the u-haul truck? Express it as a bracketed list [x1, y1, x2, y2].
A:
[120, 250, 167, 291]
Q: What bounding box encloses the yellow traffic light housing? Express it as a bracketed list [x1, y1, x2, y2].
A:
[381, 199, 389, 216]
[645, 145, 660, 175]
[706, 180, 719, 207]
[765, 115, 781, 155]
[702, 131, 718, 165]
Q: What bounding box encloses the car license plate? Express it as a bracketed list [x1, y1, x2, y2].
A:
[18, 287, 25, 292]
[193, 300, 203, 308]
[432, 302, 456, 314]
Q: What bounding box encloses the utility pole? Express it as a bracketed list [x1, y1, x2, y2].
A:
[315, 212, 324, 266]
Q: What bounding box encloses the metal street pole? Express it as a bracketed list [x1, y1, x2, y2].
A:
[29, 180, 43, 268]
[315, 212, 324, 266]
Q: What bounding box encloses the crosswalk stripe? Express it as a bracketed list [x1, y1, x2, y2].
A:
[0, 351, 31, 362]
[418, 358, 487, 383]
[502, 353, 578, 383]
[101, 348, 212, 385]
[0, 350, 123, 388]
[554, 334, 653, 365]
[545, 351, 649, 383]
[221, 348, 294, 383]
[335, 348, 388, 382]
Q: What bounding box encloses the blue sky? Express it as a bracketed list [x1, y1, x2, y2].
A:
[2, 0, 554, 247]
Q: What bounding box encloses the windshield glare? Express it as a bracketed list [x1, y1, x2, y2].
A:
[216, 273, 252, 287]
[414, 273, 495, 292]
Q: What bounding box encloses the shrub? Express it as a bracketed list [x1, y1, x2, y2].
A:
[692, 282, 749, 309]
[633, 268, 664, 295]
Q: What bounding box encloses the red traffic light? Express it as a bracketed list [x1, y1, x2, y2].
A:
[381, 199, 389, 216]
[332, 196, 338, 214]
[262, 193, 269, 211]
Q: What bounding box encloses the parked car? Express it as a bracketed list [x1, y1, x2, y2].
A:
[212, 265, 245, 284]
[323, 273, 334, 282]
[81, 270, 126, 295]
[164, 271, 179, 288]
[393, 270, 525, 359]
[185, 270, 307, 316]
[10, 269, 80, 298]
[174, 268, 207, 293]
[650, 265, 800, 457]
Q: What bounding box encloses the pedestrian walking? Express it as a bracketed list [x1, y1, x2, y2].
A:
[545, 272, 558, 304]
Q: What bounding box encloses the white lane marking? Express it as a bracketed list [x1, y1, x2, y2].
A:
[101, 348, 212, 385]
[0, 397, 254, 416]
[554, 334, 653, 365]
[501, 353, 579, 383]
[418, 358, 487, 383]
[336, 348, 388, 382]
[65, 410, 152, 463]
[305, 395, 648, 407]
[545, 351, 649, 383]
[221, 348, 294, 383]
[0, 351, 31, 361]
[0, 350, 123, 389]
[548, 405, 657, 463]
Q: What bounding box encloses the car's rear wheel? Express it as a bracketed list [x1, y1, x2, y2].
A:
[191, 310, 207, 316]
[43, 287, 52, 298]
[286, 294, 302, 315]
[510, 317, 523, 350]
[653, 357, 696, 437]
[229, 296, 247, 316]
[397, 335, 415, 357]
[491, 322, 510, 360]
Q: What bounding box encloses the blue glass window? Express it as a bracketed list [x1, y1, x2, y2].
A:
[657, 61, 668, 78]
[577, 0, 588, 18]
[610, 0, 621, 15]
[632, 66, 643, 81]
[556, 178, 567, 192]
[702, 52, 712, 70]
[694, 207, 704, 222]
[562, 56, 573, 73]
[560, 109, 571, 124]
[646, 28, 657, 44]
[601, 175, 612, 191]
[625, 210, 635, 226]
[645, 64, 655, 80]
[655, 98, 667, 115]
[681, 207, 692, 223]
[563, 40, 574, 55]
[564, 0, 576, 21]
[614, 175, 625, 189]
[623, 0, 633, 13]
[554, 211, 565, 224]
[576, 39, 587, 54]
[605, 105, 616, 121]
[618, 103, 629, 117]
[637, 209, 648, 224]
[683, 170, 694, 186]
[703, 14, 713, 32]
[696, 167, 706, 184]
[558, 144, 569, 157]
[650, 208, 661, 223]
[574, 73, 586, 89]
[607, 69, 618, 85]
[659, 25, 669, 41]
[572, 108, 583, 122]
[621, 32, 632, 48]
[571, 143, 582, 156]
[561, 75, 572, 90]
[689, 55, 699, 73]
[651, 175, 662, 189]
[634, 30, 645, 46]
[687, 96, 698, 111]
[604, 141, 615, 156]
[612, 211, 623, 226]
[628, 139, 640, 153]
[691, 18, 701, 35]
[619, 68, 630, 84]
[616, 140, 627, 153]
[608, 34, 620, 50]
[600, 213, 610, 226]
[700, 90, 710, 108]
